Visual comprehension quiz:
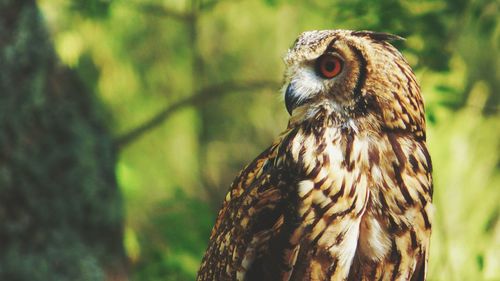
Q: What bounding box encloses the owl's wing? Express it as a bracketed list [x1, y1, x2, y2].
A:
[196, 141, 284, 281]
[197, 127, 370, 281]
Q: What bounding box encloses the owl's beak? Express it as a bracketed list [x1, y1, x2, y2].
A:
[285, 83, 298, 115]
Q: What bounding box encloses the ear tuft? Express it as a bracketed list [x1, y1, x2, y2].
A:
[351, 30, 405, 42]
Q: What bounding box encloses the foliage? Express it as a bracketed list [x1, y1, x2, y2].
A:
[16, 0, 500, 279]
[131, 189, 214, 281]
[427, 84, 500, 279]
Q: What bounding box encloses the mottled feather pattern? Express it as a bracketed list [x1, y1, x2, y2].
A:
[198, 30, 432, 281]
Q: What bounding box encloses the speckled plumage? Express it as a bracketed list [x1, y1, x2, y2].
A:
[197, 29, 433, 281]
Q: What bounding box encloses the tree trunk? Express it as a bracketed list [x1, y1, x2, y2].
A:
[0, 0, 126, 280]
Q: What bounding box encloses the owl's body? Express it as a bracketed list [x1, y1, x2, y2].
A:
[197, 30, 432, 281]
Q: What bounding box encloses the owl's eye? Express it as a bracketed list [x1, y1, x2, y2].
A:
[316, 55, 342, 79]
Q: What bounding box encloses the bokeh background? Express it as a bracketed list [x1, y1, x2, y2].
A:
[1, 0, 499, 280]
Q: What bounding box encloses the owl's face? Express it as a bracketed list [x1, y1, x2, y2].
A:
[283, 30, 425, 137]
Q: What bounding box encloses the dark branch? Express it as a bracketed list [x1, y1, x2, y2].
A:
[114, 80, 280, 150]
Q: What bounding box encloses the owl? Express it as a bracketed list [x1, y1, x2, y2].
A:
[197, 30, 433, 281]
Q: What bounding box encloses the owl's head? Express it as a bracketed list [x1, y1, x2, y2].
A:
[283, 30, 425, 138]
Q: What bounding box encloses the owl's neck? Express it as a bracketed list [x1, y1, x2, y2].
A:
[288, 100, 361, 133]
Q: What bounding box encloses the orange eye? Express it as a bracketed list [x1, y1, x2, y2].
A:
[316, 55, 342, 79]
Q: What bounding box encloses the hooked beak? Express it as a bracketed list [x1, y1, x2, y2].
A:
[285, 84, 298, 115]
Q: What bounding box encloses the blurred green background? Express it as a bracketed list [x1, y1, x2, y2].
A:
[1, 0, 499, 280]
